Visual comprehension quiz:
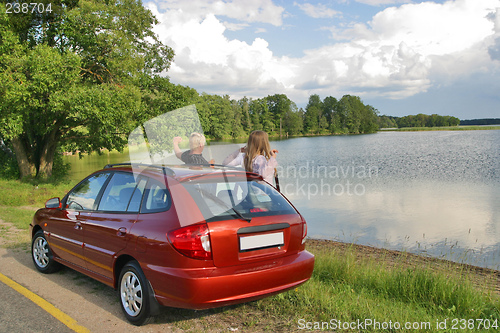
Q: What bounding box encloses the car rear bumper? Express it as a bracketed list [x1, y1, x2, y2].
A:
[146, 250, 315, 309]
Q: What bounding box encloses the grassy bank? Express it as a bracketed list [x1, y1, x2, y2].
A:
[0, 179, 75, 230]
[380, 125, 500, 132]
[1, 179, 499, 332]
[249, 240, 500, 332]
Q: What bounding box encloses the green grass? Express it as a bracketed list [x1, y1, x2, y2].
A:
[0, 178, 75, 207]
[0, 179, 76, 240]
[252, 245, 500, 331]
[0, 207, 36, 230]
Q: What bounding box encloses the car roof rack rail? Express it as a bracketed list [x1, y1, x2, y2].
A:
[181, 163, 243, 171]
[104, 163, 176, 177]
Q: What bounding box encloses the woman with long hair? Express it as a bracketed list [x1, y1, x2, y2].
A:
[224, 130, 278, 184]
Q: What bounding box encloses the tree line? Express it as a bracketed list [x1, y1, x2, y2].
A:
[460, 118, 500, 126]
[378, 114, 460, 129]
[192, 93, 380, 140]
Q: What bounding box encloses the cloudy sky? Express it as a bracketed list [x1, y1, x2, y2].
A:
[145, 0, 500, 119]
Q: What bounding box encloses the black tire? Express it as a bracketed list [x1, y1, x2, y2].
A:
[118, 261, 153, 326]
[31, 230, 61, 274]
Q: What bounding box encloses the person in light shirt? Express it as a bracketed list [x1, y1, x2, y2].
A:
[224, 130, 278, 184]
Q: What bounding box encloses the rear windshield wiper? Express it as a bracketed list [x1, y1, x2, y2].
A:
[198, 188, 251, 223]
[230, 205, 251, 223]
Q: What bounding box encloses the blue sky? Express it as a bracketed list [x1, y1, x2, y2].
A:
[145, 0, 500, 119]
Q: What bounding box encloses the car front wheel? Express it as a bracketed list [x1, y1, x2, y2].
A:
[32, 230, 61, 274]
[118, 261, 153, 325]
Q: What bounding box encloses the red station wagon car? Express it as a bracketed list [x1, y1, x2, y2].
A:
[30, 163, 315, 325]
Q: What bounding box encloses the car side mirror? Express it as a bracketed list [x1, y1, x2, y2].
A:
[45, 197, 61, 209]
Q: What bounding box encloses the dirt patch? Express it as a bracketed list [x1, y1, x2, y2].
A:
[0, 219, 30, 247]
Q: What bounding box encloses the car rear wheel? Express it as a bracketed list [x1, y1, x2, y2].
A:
[31, 230, 61, 274]
[118, 261, 153, 325]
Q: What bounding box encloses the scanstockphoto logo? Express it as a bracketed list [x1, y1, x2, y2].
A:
[277, 161, 379, 199]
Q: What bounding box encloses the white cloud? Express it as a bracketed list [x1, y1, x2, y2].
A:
[151, 0, 285, 25]
[147, 1, 294, 97]
[222, 21, 249, 31]
[487, 7, 500, 61]
[147, 0, 500, 107]
[364, 0, 499, 93]
[301, 0, 500, 100]
[294, 2, 342, 19]
[363, 1, 497, 56]
[354, 0, 411, 6]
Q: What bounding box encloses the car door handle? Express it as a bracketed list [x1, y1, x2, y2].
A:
[117, 227, 127, 236]
[74, 222, 83, 230]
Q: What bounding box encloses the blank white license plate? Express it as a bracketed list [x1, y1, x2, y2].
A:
[239, 232, 284, 251]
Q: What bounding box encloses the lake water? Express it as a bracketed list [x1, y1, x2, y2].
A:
[63, 130, 500, 269]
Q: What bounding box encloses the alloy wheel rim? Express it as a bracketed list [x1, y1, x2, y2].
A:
[120, 271, 143, 317]
[33, 237, 49, 268]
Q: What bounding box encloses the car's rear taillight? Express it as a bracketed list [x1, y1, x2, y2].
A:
[167, 223, 212, 260]
[300, 215, 308, 244]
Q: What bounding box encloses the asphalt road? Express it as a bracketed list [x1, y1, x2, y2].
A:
[0, 243, 213, 332]
[0, 244, 131, 333]
[0, 280, 74, 333]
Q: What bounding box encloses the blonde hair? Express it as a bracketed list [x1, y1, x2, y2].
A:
[189, 132, 206, 150]
[244, 130, 271, 172]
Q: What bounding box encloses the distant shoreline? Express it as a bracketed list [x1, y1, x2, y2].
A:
[60, 125, 500, 156]
[379, 125, 500, 132]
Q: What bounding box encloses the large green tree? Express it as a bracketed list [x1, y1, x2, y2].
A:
[304, 94, 322, 134]
[197, 94, 235, 139]
[0, 0, 174, 179]
[265, 94, 292, 136]
[238, 97, 252, 133]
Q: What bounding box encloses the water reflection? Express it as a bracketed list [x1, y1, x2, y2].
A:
[63, 149, 130, 182]
[291, 179, 499, 266]
[271, 130, 500, 269]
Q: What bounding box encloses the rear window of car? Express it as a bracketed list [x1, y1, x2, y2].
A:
[181, 176, 296, 221]
[141, 179, 172, 213]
